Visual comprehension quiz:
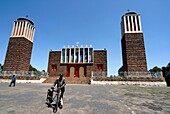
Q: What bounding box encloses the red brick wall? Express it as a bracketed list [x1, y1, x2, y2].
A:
[121, 33, 147, 72]
[47, 51, 67, 76]
[3, 37, 33, 71]
[48, 49, 107, 77]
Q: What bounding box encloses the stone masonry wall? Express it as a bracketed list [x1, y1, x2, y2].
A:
[93, 50, 107, 75]
[121, 33, 147, 72]
[3, 37, 33, 71]
[47, 51, 67, 76]
[48, 49, 107, 77]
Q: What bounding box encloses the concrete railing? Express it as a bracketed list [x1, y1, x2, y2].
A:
[90, 80, 167, 86]
[0, 71, 48, 77]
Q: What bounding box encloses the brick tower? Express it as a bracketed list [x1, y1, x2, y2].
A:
[121, 12, 147, 73]
[3, 18, 35, 71]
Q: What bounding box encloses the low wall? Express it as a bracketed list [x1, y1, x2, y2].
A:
[0, 78, 46, 83]
[90, 80, 167, 86]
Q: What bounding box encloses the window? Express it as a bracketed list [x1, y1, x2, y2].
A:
[51, 65, 57, 72]
[62, 49, 65, 63]
[80, 48, 83, 62]
[75, 48, 79, 63]
[85, 48, 88, 63]
[96, 64, 103, 72]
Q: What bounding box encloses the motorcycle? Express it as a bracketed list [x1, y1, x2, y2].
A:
[46, 86, 63, 113]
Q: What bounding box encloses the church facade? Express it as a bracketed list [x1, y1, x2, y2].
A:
[47, 45, 107, 77]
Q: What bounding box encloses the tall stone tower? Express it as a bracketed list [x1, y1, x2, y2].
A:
[3, 18, 35, 71]
[121, 12, 147, 73]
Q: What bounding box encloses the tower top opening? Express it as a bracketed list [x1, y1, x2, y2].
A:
[125, 12, 137, 15]
[17, 18, 34, 25]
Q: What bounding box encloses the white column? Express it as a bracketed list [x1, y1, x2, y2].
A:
[28, 24, 32, 40]
[31, 26, 34, 41]
[25, 23, 28, 38]
[13, 22, 17, 36]
[30, 26, 33, 40]
[25, 23, 29, 39]
[123, 16, 127, 33]
[92, 48, 94, 62]
[65, 48, 67, 63]
[27, 24, 30, 39]
[20, 21, 24, 36]
[17, 22, 21, 36]
[127, 16, 130, 32]
[78, 48, 80, 63]
[88, 48, 89, 63]
[69, 48, 70, 63]
[11, 22, 15, 36]
[74, 48, 76, 63]
[135, 16, 138, 31]
[138, 16, 142, 31]
[83, 48, 85, 63]
[23, 22, 27, 37]
[32, 27, 35, 42]
[14, 22, 19, 36]
[29, 26, 32, 40]
[131, 16, 134, 31]
[30, 26, 33, 41]
[61, 49, 63, 63]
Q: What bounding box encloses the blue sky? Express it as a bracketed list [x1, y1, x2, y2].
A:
[0, 0, 170, 75]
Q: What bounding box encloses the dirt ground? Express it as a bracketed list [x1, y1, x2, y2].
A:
[0, 83, 170, 114]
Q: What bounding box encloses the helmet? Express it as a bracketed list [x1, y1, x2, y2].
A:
[60, 74, 63, 77]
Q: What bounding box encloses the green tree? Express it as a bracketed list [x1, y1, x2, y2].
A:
[162, 62, 170, 86]
[168, 63, 170, 67]
[29, 64, 38, 71]
[118, 66, 124, 76]
[162, 63, 170, 77]
[29, 64, 42, 76]
[149, 66, 161, 73]
[0, 64, 3, 71]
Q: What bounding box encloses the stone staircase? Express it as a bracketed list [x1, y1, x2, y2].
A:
[43, 77, 57, 83]
[43, 76, 90, 84]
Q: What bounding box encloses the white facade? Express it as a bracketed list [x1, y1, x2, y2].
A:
[61, 47, 94, 64]
[121, 12, 142, 36]
[10, 18, 35, 42]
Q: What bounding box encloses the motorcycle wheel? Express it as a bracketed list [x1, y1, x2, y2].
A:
[53, 106, 57, 113]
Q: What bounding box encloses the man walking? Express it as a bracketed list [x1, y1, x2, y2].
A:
[53, 73, 66, 109]
[9, 74, 16, 87]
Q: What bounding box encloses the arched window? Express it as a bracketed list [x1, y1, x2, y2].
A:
[79, 67, 84, 77]
[70, 67, 75, 77]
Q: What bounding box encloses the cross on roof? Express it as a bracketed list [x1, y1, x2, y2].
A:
[76, 42, 79, 47]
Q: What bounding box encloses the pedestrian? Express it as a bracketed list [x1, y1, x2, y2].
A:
[46, 73, 66, 109]
[9, 74, 16, 87]
[53, 74, 66, 102]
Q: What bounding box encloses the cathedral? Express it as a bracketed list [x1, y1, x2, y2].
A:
[3, 11, 147, 79]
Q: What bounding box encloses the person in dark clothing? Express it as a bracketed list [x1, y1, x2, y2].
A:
[9, 75, 16, 87]
[46, 74, 66, 109]
[53, 73, 66, 101]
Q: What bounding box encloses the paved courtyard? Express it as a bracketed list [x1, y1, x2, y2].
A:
[0, 83, 170, 114]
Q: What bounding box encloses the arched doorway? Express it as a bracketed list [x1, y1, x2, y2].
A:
[70, 67, 75, 77]
[79, 67, 84, 77]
